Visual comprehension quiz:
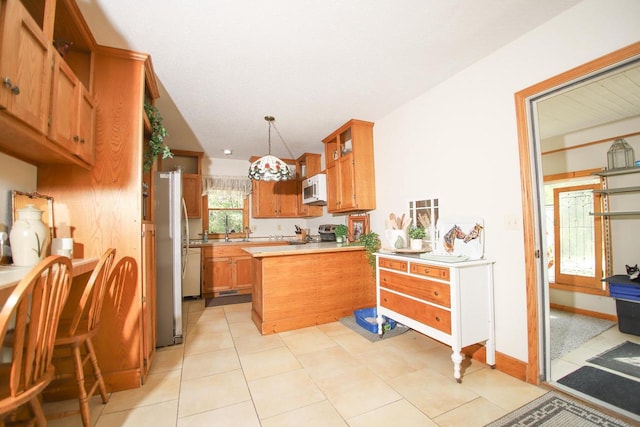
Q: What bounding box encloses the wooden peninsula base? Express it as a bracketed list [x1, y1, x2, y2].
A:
[245, 243, 375, 334]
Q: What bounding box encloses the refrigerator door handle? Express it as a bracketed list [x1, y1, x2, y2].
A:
[182, 198, 189, 279]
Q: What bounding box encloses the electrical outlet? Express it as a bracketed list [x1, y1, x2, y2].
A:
[250, 225, 257, 232]
[504, 214, 520, 230]
[276, 224, 282, 231]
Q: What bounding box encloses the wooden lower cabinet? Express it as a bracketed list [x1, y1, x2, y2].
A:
[201, 242, 286, 298]
[376, 254, 495, 383]
[251, 247, 375, 334]
[141, 222, 157, 382]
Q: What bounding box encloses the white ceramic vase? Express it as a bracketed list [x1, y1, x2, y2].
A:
[385, 229, 407, 249]
[410, 239, 423, 250]
[10, 204, 48, 267]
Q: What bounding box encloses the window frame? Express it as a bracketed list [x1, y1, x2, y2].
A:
[201, 193, 250, 240]
[544, 171, 607, 296]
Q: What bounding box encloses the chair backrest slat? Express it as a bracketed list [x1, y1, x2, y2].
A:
[67, 248, 116, 336]
[0, 256, 72, 401]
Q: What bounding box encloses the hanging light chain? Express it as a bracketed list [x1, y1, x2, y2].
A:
[267, 116, 295, 160]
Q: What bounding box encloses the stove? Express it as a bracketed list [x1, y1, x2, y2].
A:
[318, 224, 339, 241]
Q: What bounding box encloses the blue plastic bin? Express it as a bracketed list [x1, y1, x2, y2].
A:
[354, 307, 396, 333]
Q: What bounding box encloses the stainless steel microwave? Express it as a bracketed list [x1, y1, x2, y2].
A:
[302, 173, 327, 205]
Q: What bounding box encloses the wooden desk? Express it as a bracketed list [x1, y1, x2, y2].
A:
[0, 258, 98, 306]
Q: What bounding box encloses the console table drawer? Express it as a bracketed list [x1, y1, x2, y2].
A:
[379, 270, 450, 308]
[380, 289, 451, 334]
[378, 257, 408, 272]
[409, 262, 450, 280]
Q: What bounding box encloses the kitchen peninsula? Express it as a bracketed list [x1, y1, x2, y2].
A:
[243, 243, 375, 334]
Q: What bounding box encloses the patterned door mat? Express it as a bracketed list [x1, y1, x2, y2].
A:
[486, 391, 635, 426]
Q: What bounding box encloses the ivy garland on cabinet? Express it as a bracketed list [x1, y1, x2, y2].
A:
[143, 103, 173, 172]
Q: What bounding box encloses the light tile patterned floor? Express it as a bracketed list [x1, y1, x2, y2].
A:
[43, 299, 549, 427]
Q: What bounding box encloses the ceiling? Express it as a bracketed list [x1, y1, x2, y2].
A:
[536, 61, 640, 140]
[75, 0, 587, 162]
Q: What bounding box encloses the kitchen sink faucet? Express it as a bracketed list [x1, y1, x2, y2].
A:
[224, 215, 230, 242]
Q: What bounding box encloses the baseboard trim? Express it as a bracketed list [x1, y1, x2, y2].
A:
[551, 303, 617, 322]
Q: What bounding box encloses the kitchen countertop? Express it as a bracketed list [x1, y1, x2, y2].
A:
[243, 242, 363, 257]
[188, 239, 290, 248]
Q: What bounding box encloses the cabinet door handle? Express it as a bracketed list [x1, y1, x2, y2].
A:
[2, 77, 11, 88]
[74, 135, 79, 142]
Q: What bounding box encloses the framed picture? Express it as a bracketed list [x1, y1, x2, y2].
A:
[347, 214, 369, 243]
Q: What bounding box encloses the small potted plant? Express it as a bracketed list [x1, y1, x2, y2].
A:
[407, 225, 426, 250]
[334, 224, 348, 243]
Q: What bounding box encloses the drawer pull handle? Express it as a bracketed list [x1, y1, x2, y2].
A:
[423, 268, 429, 274]
[435, 316, 440, 322]
[434, 291, 439, 296]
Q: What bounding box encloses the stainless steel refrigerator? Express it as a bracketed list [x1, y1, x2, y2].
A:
[155, 169, 187, 347]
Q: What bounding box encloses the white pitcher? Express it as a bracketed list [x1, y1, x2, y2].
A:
[385, 229, 407, 249]
[10, 204, 48, 266]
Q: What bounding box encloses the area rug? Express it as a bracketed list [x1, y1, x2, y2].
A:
[205, 294, 251, 307]
[557, 366, 640, 416]
[587, 341, 640, 379]
[339, 315, 409, 342]
[550, 309, 615, 360]
[486, 391, 634, 427]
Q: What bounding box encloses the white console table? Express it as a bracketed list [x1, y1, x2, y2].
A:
[375, 253, 495, 383]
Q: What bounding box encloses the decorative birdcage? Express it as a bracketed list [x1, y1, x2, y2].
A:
[607, 138, 635, 170]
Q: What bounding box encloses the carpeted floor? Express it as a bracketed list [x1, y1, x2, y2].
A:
[486, 391, 634, 427]
[550, 309, 615, 360]
[557, 366, 640, 416]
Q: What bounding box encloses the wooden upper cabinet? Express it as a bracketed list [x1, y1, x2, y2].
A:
[251, 178, 299, 218]
[49, 54, 96, 164]
[296, 153, 323, 217]
[0, 0, 51, 134]
[75, 86, 95, 164]
[0, 0, 97, 168]
[182, 174, 201, 218]
[250, 158, 300, 218]
[322, 119, 376, 213]
[158, 150, 204, 218]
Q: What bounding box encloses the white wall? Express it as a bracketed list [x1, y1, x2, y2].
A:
[0, 152, 38, 260]
[371, 0, 640, 361]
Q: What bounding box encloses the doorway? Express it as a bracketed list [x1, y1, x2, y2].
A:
[514, 42, 640, 400]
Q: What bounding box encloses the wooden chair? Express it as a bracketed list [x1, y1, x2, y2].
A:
[47, 248, 116, 427]
[0, 256, 73, 426]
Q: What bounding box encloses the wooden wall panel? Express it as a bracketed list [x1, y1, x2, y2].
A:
[37, 49, 148, 392]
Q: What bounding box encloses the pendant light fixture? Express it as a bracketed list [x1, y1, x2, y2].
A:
[249, 116, 295, 181]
